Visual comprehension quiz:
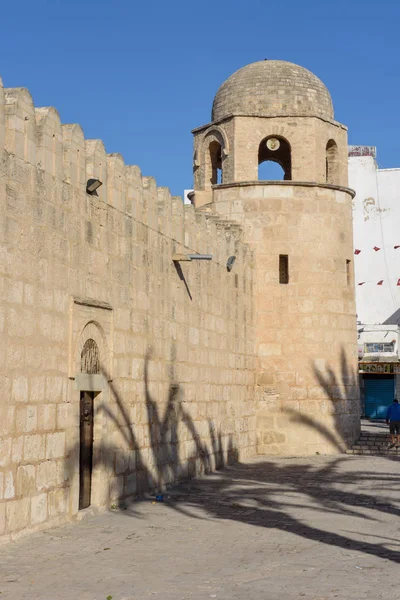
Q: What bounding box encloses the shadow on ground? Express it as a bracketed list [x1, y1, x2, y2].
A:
[156, 454, 400, 564]
[66, 343, 400, 566]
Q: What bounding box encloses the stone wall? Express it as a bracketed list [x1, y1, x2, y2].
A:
[0, 78, 256, 542]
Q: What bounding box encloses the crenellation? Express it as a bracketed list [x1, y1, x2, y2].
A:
[142, 176, 158, 231]
[35, 107, 63, 178]
[62, 124, 86, 190]
[125, 165, 143, 222]
[4, 88, 36, 164]
[107, 153, 126, 213]
[156, 186, 172, 237]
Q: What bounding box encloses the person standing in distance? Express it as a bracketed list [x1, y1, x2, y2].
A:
[386, 397, 400, 449]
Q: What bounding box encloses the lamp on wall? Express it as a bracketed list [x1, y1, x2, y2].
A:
[226, 256, 236, 272]
[86, 178, 103, 195]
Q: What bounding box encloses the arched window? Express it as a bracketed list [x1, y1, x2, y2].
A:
[208, 140, 222, 185]
[81, 339, 100, 374]
[258, 136, 291, 181]
[326, 139, 339, 184]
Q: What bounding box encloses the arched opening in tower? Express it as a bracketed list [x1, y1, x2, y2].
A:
[258, 136, 291, 181]
[208, 140, 223, 185]
[326, 139, 339, 184]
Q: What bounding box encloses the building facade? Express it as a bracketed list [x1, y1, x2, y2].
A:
[0, 60, 359, 542]
[349, 148, 400, 417]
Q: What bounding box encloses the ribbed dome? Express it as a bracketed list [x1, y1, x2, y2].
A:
[212, 60, 334, 122]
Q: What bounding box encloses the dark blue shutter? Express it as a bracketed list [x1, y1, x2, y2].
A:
[364, 377, 395, 419]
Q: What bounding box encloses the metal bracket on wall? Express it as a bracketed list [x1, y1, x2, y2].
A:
[172, 254, 213, 262]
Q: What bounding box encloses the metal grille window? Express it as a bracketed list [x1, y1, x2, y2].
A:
[81, 339, 100, 374]
[364, 342, 395, 353]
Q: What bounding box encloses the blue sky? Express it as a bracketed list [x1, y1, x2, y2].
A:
[1, 0, 399, 196]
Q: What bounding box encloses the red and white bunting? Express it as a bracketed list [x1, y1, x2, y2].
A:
[377, 280, 384, 285]
[354, 245, 400, 253]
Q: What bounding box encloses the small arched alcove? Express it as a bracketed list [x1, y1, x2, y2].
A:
[326, 139, 339, 184]
[258, 136, 291, 181]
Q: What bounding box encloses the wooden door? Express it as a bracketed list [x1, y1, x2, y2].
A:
[79, 391, 94, 510]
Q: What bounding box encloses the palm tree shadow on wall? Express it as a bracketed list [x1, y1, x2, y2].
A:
[282, 347, 360, 452]
[65, 345, 238, 512]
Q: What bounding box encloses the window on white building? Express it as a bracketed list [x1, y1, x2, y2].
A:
[364, 342, 395, 353]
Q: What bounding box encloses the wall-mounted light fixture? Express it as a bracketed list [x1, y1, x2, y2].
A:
[86, 178, 103, 195]
[226, 256, 236, 272]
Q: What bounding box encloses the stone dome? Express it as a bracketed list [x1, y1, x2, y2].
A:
[212, 60, 334, 122]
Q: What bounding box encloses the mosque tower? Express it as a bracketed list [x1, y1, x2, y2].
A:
[191, 60, 360, 454]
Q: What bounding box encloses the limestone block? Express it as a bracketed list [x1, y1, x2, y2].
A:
[56, 404, 73, 429]
[31, 493, 47, 524]
[11, 436, 23, 462]
[47, 488, 66, 517]
[4, 471, 15, 499]
[6, 497, 30, 532]
[38, 404, 56, 431]
[12, 376, 28, 403]
[0, 406, 14, 437]
[16, 464, 36, 497]
[0, 503, 5, 536]
[23, 435, 45, 462]
[45, 376, 65, 402]
[0, 438, 11, 467]
[16, 405, 37, 433]
[45, 432, 65, 460]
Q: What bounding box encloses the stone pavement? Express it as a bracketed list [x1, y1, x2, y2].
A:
[0, 454, 399, 600]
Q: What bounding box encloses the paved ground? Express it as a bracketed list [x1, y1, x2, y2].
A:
[1, 453, 400, 600]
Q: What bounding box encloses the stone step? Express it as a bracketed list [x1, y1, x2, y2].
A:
[347, 447, 400, 455]
[348, 428, 399, 455]
[346, 434, 400, 456]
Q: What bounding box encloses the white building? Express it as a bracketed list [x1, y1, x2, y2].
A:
[349, 146, 400, 416]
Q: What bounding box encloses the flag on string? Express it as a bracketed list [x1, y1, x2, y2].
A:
[358, 282, 365, 286]
[397, 279, 400, 286]
[354, 249, 361, 255]
[395, 246, 400, 250]
[377, 280, 384, 285]
[373, 246, 381, 251]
